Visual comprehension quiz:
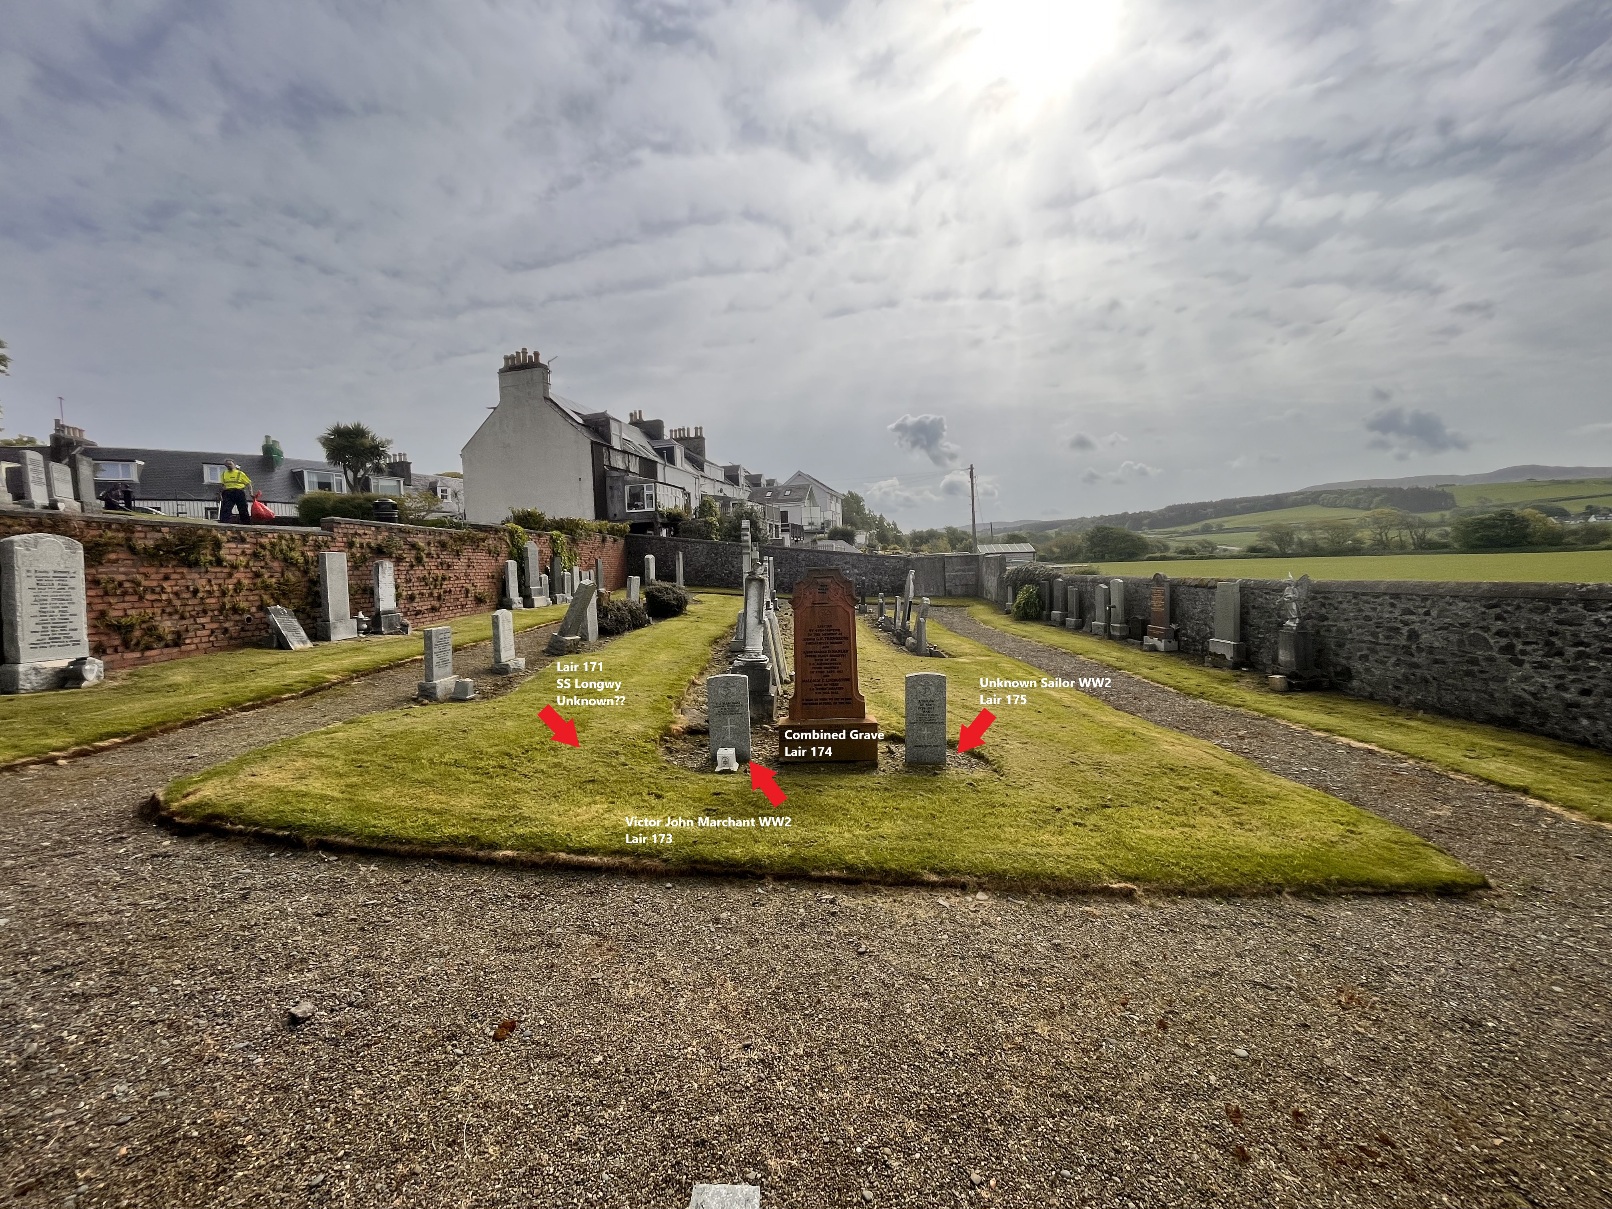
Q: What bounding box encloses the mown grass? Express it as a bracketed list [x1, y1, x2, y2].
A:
[962, 604, 1612, 824]
[1083, 550, 1612, 583]
[162, 595, 1481, 894]
[0, 605, 567, 766]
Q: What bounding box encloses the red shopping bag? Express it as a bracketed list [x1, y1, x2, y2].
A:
[249, 491, 275, 522]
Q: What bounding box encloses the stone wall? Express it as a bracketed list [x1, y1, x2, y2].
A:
[0, 510, 625, 670]
[1063, 572, 1612, 752]
[626, 534, 912, 596]
[908, 553, 982, 598]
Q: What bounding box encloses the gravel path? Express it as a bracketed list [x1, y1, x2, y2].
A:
[2, 614, 1609, 1208]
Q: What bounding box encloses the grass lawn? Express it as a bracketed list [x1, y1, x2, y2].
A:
[961, 604, 1612, 824]
[0, 604, 567, 767]
[161, 594, 1481, 895]
[1083, 550, 1612, 584]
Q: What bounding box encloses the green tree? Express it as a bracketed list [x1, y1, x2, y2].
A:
[317, 422, 391, 489]
[1451, 510, 1532, 549]
[1518, 508, 1565, 546]
[1040, 530, 1087, 562]
[1082, 525, 1149, 561]
[1257, 522, 1299, 555]
[718, 503, 766, 544]
[1359, 508, 1409, 551]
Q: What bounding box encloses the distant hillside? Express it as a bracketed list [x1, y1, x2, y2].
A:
[1305, 465, 1612, 490]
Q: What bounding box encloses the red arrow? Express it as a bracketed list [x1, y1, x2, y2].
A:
[748, 762, 787, 807]
[539, 704, 579, 747]
[958, 708, 996, 753]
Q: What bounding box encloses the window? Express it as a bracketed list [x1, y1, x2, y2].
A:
[625, 483, 656, 512]
[94, 461, 139, 481]
[370, 476, 403, 497]
[300, 469, 345, 493]
[203, 463, 227, 484]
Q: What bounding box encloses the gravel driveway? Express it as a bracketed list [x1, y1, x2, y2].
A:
[2, 616, 1608, 1209]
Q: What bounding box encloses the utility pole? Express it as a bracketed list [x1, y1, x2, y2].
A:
[969, 463, 978, 552]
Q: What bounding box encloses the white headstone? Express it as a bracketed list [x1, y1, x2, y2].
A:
[1, 532, 92, 693]
[72, 454, 100, 511]
[0, 462, 18, 503]
[644, 554, 656, 584]
[266, 605, 313, 651]
[316, 551, 358, 641]
[373, 559, 397, 614]
[20, 450, 50, 507]
[915, 597, 930, 657]
[417, 625, 457, 699]
[491, 608, 526, 674]
[905, 672, 947, 766]
[47, 462, 77, 508]
[707, 673, 752, 762]
[522, 541, 547, 607]
[501, 560, 524, 609]
[583, 587, 598, 641]
[627, 576, 640, 603]
[1108, 577, 1127, 638]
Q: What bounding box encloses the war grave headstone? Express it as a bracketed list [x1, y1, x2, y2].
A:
[266, 605, 313, 651]
[644, 554, 657, 584]
[372, 559, 409, 634]
[20, 450, 50, 508]
[47, 462, 81, 512]
[904, 671, 947, 766]
[728, 574, 775, 719]
[1107, 577, 1129, 639]
[1089, 581, 1109, 635]
[706, 672, 752, 765]
[521, 542, 548, 608]
[418, 626, 473, 700]
[779, 567, 880, 763]
[72, 453, 100, 512]
[675, 550, 685, 588]
[1141, 572, 1179, 652]
[315, 551, 358, 641]
[1207, 580, 1246, 665]
[1271, 574, 1326, 692]
[1, 532, 102, 693]
[546, 580, 598, 656]
[490, 608, 526, 675]
[627, 576, 641, 604]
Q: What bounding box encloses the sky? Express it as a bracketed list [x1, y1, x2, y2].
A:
[2, 0, 1609, 529]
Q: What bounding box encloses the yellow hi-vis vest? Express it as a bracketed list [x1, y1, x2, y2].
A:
[220, 467, 252, 492]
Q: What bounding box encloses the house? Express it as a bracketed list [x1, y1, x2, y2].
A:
[358, 453, 465, 519]
[783, 470, 845, 531]
[747, 478, 817, 542]
[461, 347, 770, 530]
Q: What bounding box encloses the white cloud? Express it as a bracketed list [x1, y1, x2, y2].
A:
[888, 414, 962, 467]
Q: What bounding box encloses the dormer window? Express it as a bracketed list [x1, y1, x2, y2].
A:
[94, 461, 139, 481]
[300, 469, 345, 493]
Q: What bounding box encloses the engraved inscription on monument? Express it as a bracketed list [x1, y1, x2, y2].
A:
[780, 568, 879, 762]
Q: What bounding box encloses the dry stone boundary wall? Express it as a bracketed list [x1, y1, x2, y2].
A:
[0, 511, 624, 670]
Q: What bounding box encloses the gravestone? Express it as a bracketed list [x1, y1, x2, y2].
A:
[779, 567, 880, 763]
[904, 672, 947, 766]
[1207, 580, 1246, 665]
[372, 559, 408, 634]
[644, 554, 657, 584]
[675, 550, 685, 588]
[1107, 577, 1129, 639]
[522, 542, 548, 608]
[266, 604, 313, 651]
[706, 673, 752, 764]
[1089, 582, 1109, 635]
[914, 597, 930, 657]
[417, 626, 464, 700]
[728, 604, 748, 653]
[1050, 576, 1065, 627]
[627, 576, 641, 604]
[1066, 580, 1085, 629]
[315, 551, 358, 641]
[72, 454, 100, 512]
[501, 560, 524, 610]
[553, 556, 570, 604]
[1271, 574, 1326, 691]
[1142, 572, 1178, 652]
[46, 462, 81, 512]
[0, 461, 17, 503]
[20, 450, 50, 508]
[583, 585, 599, 641]
[491, 608, 526, 675]
[546, 580, 598, 655]
[728, 575, 775, 719]
[876, 593, 886, 626]
[1, 533, 101, 693]
[594, 558, 605, 593]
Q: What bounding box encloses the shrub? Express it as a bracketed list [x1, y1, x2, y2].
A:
[1451, 510, 1532, 550]
[827, 525, 857, 543]
[1083, 525, 1150, 561]
[597, 594, 651, 637]
[1012, 584, 1043, 621]
[296, 491, 391, 526]
[643, 582, 690, 619]
[507, 508, 549, 531]
[1004, 561, 1059, 595]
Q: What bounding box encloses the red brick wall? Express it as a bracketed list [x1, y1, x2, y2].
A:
[0, 512, 626, 670]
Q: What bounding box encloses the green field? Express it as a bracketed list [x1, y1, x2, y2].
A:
[1086, 549, 1612, 584]
[159, 595, 1480, 895]
[1447, 478, 1612, 509]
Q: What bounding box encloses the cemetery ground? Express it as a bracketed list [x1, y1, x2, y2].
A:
[156, 592, 1477, 895]
[2, 607, 1609, 1208]
[1083, 548, 1612, 584]
[956, 605, 1612, 824]
[0, 604, 567, 768]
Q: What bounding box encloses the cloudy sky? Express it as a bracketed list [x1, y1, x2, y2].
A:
[2, 0, 1609, 527]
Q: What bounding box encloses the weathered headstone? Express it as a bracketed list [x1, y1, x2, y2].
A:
[553, 555, 570, 604]
[644, 554, 657, 584]
[728, 604, 748, 653]
[914, 597, 930, 656]
[19, 450, 50, 508]
[522, 542, 548, 607]
[0, 461, 17, 503]
[491, 608, 526, 675]
[315, 551, 358, 641]
[72, 454, 100, 512]
[904, 672, 947, 766]
[372, 559, 407, 634]
[1142, 572, 1178, 652]
[706, 673, 752, 764]
[594, 558, 605, 593]
[1089, 582, 1108, 635]
[501, 560, 524, 610]
[45, 462, 80, 512]
[728, 575, 775, 719]
[266, 604, 313, 651]
[1, 533, 101, 693]
[675, 550, 685, 588]
[1050, 576, 1065, 627]
[546, 580, 598, 655]
[1208, 580, 1245, 665]
[1107, 577, 1128, 639]
[1271, 574, 1325, 691]
[583, 586, 598, 642]
[417, 626, 460, 700]
[626, 576, 641, 604]
[877, 593, 886, 625]
[779, 567, 879, 762]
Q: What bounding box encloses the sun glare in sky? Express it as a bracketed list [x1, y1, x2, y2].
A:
[947, 0, 1123, 106]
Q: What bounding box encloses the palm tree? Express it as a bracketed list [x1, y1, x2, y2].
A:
[317, 422, 391, 489]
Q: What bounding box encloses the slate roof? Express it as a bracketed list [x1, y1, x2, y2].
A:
[88, 446, 345, 503]
[785, 470, 843, 501]
[977, 542, 1037, 555]
[748, 482, 816, 506]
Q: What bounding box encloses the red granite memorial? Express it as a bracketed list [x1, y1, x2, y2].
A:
[779, 568, 881, 763]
